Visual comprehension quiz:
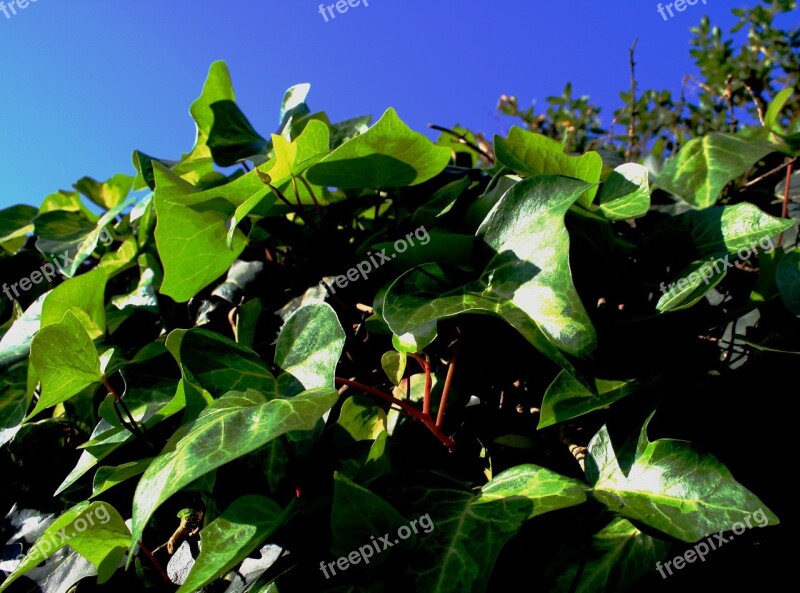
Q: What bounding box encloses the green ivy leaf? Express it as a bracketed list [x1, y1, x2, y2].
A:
[539, 371, 638, 429]
[674, 202, 794, 255]
[384, 176, 597, 377]
[337, 396, 387, 442]
[587, 421, 780, 542]
[28, 310, 102, 419]
[381, 351, 406, 386]
[0, 501, 130, 591]
[73, 174, 134, 210]
[391, 321, 438, 354]
[170, 328, 278, 398]
[40, 269, 107, 339]
[208, 100, 270, 166]
[0, 292, 48, 370]
[658, 133, 775, 208]
[597, 163, 651, 220]
[306, 108, 451, 189]
[494, 127, 602, 206]
[656, 258, 727, 312]
[0, 204, 38, 244]
[129, 387, 339, 551]
[0, 362, 29, 447]
[91, 459, 153, 498]
[274, 303, 346, 395]
[407, 465, 587, 593]
[153, 163, 273, 302]
[177, 495, 286, 593]
[55, 381, 189, 495]
[184, 60, 236, 163]
[656, 203, 794, 311]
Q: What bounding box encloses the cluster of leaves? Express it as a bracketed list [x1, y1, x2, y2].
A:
[1, 4, 799, 592]
[498, 0, 800, 161]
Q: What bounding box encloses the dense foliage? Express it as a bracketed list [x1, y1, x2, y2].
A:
[1, 2, 798, 591]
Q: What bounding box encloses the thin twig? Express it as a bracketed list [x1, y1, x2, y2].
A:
[255, 170, 308, 224]
[743, 82, 766, 126]
[724, 74, 738, 133]
[627, 39, 639, 161]
[102, 377, 142, 438]
[741, 157, 797, 190]
[428, 124, 495, 163]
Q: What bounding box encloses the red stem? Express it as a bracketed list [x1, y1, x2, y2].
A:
[138, 540, 171, 583]
[436, 342, 460, 428]
[335, 377, 454, 448]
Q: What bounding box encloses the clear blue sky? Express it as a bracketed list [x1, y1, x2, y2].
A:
[0, 0, 744, 209]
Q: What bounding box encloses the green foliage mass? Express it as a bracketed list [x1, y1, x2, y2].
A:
[0, 2, 797, 591]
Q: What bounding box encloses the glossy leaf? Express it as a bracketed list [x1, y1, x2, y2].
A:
[208, 100, 270, 166]
[40, 269, 107, 339]
[655, 258, 727, 312]
[0, 292, 48, 369]
[177, 496, 286, 593]
[274, 303, 345, 395]
[658, 133, 775, 208]
[539, 371, 638, 429]
[597, 163, 650, 220]
[153, 162, 270, 302]
[587, 421, 780, 542]
[381, 351, 406, 386]
[73, 174, 133, 210]
[129, 387, 339, 550]
[171, 328, 277, 398]
[91, 459, 153, 498]
[184, 61, 236, 162]
[384, 176, 597, 377]
[494, 127, 602, 206]
[674, 202, 794, 255]
[0, 204, 38, 243]
[306, 108, 451, 189]
[0, 362, 29, 447]
[337, 397, 387, 442]
[28, 310, 102, 418]
[55, 381, 189, 495]
[0, 501, 130, 591]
